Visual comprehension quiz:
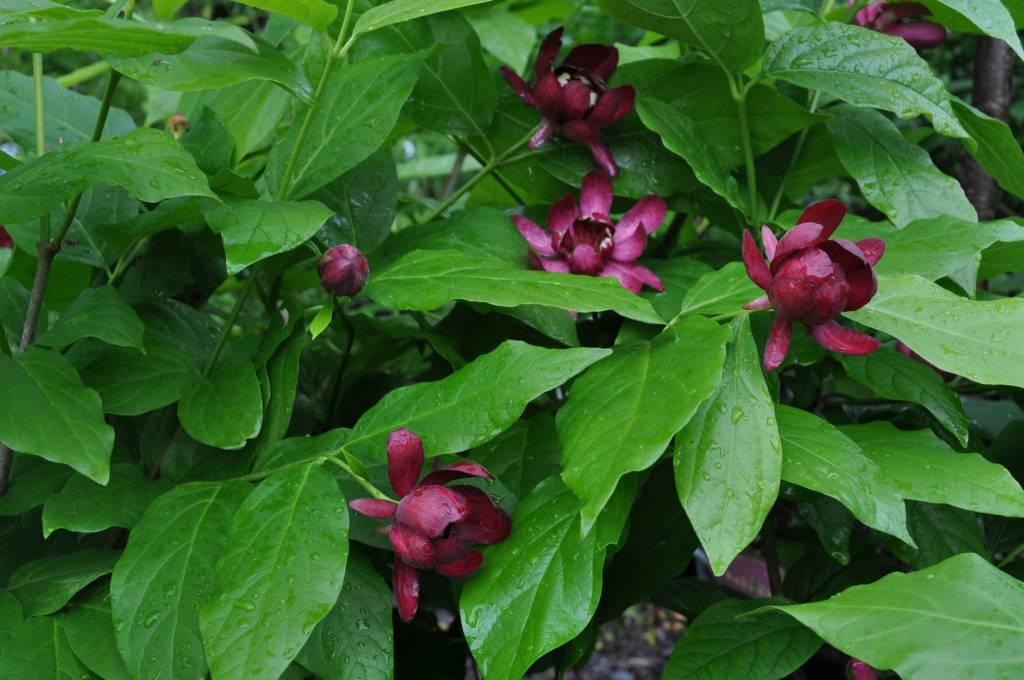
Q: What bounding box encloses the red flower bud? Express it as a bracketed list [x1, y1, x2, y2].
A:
[850, 1, 946, 49]
[317, 244, 368, 297]
[0, 226, 11, 249]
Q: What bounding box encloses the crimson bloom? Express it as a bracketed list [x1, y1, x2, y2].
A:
[849, 659, 879, 680]
[513, 171, 666, 293]
[0, 226, 11, 249]
[742, 200, 885, 371]
[349, 428, 511, 622]
[851, 1, 946, 49]
[500, 27, 635, 177]
[318, 244, 368, 297]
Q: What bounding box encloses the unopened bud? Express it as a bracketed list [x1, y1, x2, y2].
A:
[166, 112, 189, 139]
[317, 244, 368, 297]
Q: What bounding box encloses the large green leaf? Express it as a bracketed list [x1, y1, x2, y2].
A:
[351, 0, 500, 38]
[663, 598, 821, 680]
[560, 319, 729, 533]
[837, 346, 969, 446]
[365, 249, 663, 324]
[892, 501, 986, 569]
[0, 0, 103, 21]
[36, 285, 144, 351]
[825, 105, 975, 227]
[0, 456, 71, 517]
[953, 99, 1024, 200]
[670, 261, 762, 320]
[200, 465, 349, 680]
[0, 616, 92, 680]
[182, 79, 291, 161]
[595, 0, 764, 71]
[847, 275, 1024, 389]
[842, 421, 1024, 518]
[314, 149, 398, 253]
[776, 405, 913, 545]
[63, 584, 130, 680]
[469, 414, 561, 499]
[772, 553, 1024, 679]
[763, 23, 967, 138]
[917, 0, 1024, 60]
[266, 51, 426, 200]
[203, 199, 333, 274]
[370, 207, 526, 267]
[0, 347, 112, 484]
[296, 552, 393, 680]
[233, 0, 336, 29]
[178, 362, 264, 449]
[675, 314, 781, 575]
[8, 549, 119, 616]
[111, 482, 251, 680]
[0, 127, 213, 224]
[349, 341, 608, 461]
[250, 322, 306, 452]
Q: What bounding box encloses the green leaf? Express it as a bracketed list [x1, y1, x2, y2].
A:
[200, 465, 349, 680]
[314, 149, 398, 253]
[0, 127, 213, 224]
[953, 99, 1024, 200]
[107, 35, 313, 101]
[837, 346, 970, 446]
[891, 501, 986, 569]
[266, 51, 426, 200]
[0, 278, 45, 350]
[297, 552, 393, 680]
[675, 314, 781, 575]
[364, 249, 664, 324]
[466, 7, 535, 73]
[182, 79, 291, 161]
[469, 414, 561, 499]
[663, 598, 821, 680]
[0, 16, 255, 55]
[917, 0, 1024, 60]
[560, 319, 730, 533]
[349, 340, 609, 461]
[233, 0, 336, 29]
[460, 477, 626, 680]
[776, 405, 913, 546]
[178, 362, 264, 449]
[251, 323, 306, 451]
[671, 261, 762, 319]
[370, 207, 525, 267]
[0, 589, 22, 646]
[41, 463, 170, 538]
[763, 23, 967, 138]
[0, 456, 71, 517]
[8, 549, 119, 616]
[111, 482, 251, 680]
[772, 553, 1024, 679]
[351, 0, 500, 38]
[0, 347, 112, 484]
[799, 495, 854, 565]
[595, 0, 764, 71]
[841, 421, 1024, 518]
[203, 199, 333, 274]
[63, 584, 130, 680]
[36, 285, 144, 350]
[825, 105, 975, 227]
[308, 304, 333, 340]
[0, 71, 134, 150]
[637, 96, 746, 213]
[0, 0, 103, 21]
[0, 616, 93, 680]
[847, 275, 1024, 389]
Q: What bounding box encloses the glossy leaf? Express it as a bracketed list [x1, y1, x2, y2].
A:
[178, 362, 264, 449]
[351, 0, 499, 38]
[8, 549, 119, 616]
[953, 99, 1024, 200]
[36, 285, 144, 351]
[560, 319, 730, 533]
[671, 261, 762, 320]
[251, 323, 306, 451]
[0, 456, 71, 517]
[892, 501, 986, 570]
[314, 149, 398, 253]
[200, 465, 349, 680]
[234, 0, 336, 29]
[917, 0, 1023, 60]
[470, 414, 561, 499]
[0, 616, 92, 680]
[63, 584, 130, 680]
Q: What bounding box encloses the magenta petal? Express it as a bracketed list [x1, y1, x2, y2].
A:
[387, 428, 424, 498]
[500, 66, 534, 106]
[534, 26, 563, 80]
[436, 550, 485, 578]
[821, 238, 870, 272]
[560, 80, 592, 121]
[844, 266, 878, 311]
[563, 43, 618, 81]
[562, 119, 600, 144]
[761, 226, 778, 262]
[533, 71, 564, 120]
[395, 485, 469, 538]
[569, 244, 604, 275]
[528, 118, 557, 150]
[856, 238, 885, 266]
[588, 85, 635, 129]
[451, 486, 512, 545]
[349, 498, 398, 519]
[630, 264, 664, 292]
[590, 142, 619, 177]
[764, 317, 792, 372]
[850, 659, 880, 680]
[548, 194, 580, 236]
[771, 222, 827, 272]
[742, 230, 772, 291]
[617, 195, 667, 238]
[532, 254, 571, 273]
[432, 536, 468, 565]
[580, 171, 614, 218]
[743, 295, 771, 311]
[808, 320, 880, 356]
[610, 226, 646, 262]
[599, 261, 642, 293]
[796, 199, 845, 238]
[389, 524, 436, 569]
[419, 461, 494, 487]
[887, 21, 946, 47]
[393, 559, 420, 622]
[854, 2, 884, 26]
[513, 215, 555, 257]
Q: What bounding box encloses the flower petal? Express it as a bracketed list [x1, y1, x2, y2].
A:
[844, 265, 878, 312]
[513, 215, 555, 257]
[393, 558, 420, 622]
[770, 222, 827, 272]
[530, 119, 557, 150]
[856, 238, 885, 266]
[808, 320, 880, 355]
[389, 524, 436, 569]
[561, 80, 592, 121]
[451, 486, 512, 545]
[533, 71, 564, 121]
[419, 461, 495, 487]
[887, 22, 946, 48]
[761, 226, 778, 262]
[588, 85, 635, 129]
[534, 26, 564, 80]
[617, 195, 666, 238]
[588, 141, 619, 177]
[742, 229, 772, 290]
[569, 244, 604, 275]
[563, 43, 618, 81]
[395, 485, 469, 538]
[743, 294, 771, 311]
[349, 498, 398, 519]
[562, 119, 600, 144]
[500, 66, 534, 106]
[548, 193, 580, 236]
[821, 238, 869, 272]
[610, 225, 647, 262]
[531, 253, 571, 273]
[435, 550, 485, 578]
[764, 317, 792, 372]
[387, 428, 424, 498]
[600, 261, 642, 292]
[431, 536, 468, 565]
[580, 171, 614, 218]
[796, 199, 846, 238]
[630, 264, 665, 292]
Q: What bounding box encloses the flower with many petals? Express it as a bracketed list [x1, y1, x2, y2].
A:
[500, 27, 635, 177]
[851, 1, 946, 49]
[349, 428, 511, 622]
[514, 171, 666, 293]
[742, 199, 885, 371]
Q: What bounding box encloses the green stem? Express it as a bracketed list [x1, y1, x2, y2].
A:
[324, 455, 392, 500]
[32, 50, 50, 246]
[275, 0, 357, 201]
[767, 91, 822, 221]
[55, 60, 111, 88]
[998, 540, 1024, 568]
[733, 75, 759, 223]
[233, 448, 393, 501]
[203, 276, 256, 377]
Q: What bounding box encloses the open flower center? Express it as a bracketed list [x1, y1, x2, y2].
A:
[555, 67, 601, 107]
[558, 217, 615, 275]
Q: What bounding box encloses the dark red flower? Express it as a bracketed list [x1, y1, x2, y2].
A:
[514, 171, 666, 293]
[349, 428, 511, 622]
[742, 200, 885, 371]
[0, 226, 11, 249]
[849, 658, 879, 680]
[500, 27, 635, 177]
[851, 1, 946, 49]
[318, 244, 368, 297]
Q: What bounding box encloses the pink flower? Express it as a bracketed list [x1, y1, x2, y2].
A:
[742, 200, 885, 371]
[0, 226, 11, 249]
[500, 27, 635, 177]
[349, 428, 511, 622]
[849, 658, 879, 680]
[851, 1, 946, 49]
[513, 171, 666, 293]
[317, 244, 368, 297]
